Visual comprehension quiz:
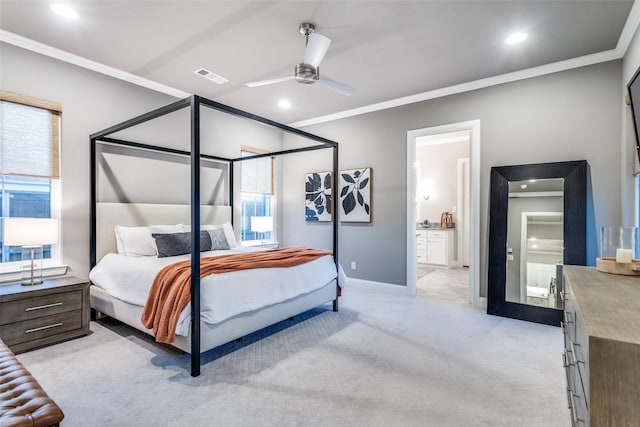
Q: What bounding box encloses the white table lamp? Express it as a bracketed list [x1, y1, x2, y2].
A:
[250, 216, 273, 247]
[4, 218, 59, 285]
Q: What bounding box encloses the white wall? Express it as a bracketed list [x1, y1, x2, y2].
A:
[416, 140, 469, 226]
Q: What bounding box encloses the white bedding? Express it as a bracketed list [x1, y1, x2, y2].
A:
[89, 247, 339, 337]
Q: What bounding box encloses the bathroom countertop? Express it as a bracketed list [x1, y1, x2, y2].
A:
[416, 226, 454, 230]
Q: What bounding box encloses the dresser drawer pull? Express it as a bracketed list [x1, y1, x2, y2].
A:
[563, 311, 573, 324]
[25, 322, 63, 334]
[567, 390, 577, 423]
[26, 302, 63, 311]
[570, 341, 584, 364]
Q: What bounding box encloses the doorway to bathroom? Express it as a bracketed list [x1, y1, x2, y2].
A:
[406, 120, 481, 308]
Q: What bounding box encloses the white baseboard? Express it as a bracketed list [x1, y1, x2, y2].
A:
[345, 277, 489, 311]
[346, 277, 410, 294]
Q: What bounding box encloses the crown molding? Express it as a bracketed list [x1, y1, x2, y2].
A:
[0, 30, 190, 99]
[616, 0, 640, 56]
[290, 2, 640, 128]
[3, 2, 639, 130]
[289, 49, 621, 128]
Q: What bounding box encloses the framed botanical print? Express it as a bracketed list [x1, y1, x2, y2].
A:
[339, 167, 371, 222]
[305, 171, 332, 221]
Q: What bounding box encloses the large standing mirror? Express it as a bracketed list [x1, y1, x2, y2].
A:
[487, 160, 587, 326]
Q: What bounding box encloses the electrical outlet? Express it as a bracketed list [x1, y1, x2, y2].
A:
[451, 206, 457, 213]
[351, 261, 356, 270]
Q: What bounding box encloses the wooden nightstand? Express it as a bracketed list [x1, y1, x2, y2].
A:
[0, 276, 90, 353]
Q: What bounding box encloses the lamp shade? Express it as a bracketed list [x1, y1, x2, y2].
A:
[250, 216, 273, 233]
[4, 218, 59, 246]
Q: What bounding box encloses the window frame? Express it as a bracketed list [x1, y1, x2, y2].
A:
[240, 146, 276, 246]
[0, 90, 64, 280]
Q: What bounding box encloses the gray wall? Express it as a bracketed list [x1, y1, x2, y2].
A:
[622, 25, 640, 226]
[1, 42, 178, 278]
[1, 41, 625, 299]
[297, 60, 623, 296]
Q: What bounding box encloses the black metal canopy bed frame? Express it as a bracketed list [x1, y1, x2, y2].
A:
[89, 95, 339, 377]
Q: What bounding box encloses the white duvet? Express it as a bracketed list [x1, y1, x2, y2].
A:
[89, 247, 339, 336]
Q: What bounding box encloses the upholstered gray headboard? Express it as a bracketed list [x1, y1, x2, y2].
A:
[95, 202, 232, 261]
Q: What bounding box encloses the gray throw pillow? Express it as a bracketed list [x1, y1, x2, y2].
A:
[208, 228, 230, 250]
[152, 231, 212, 258]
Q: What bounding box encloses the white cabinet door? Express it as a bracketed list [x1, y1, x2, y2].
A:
[427, 238, 447, 265]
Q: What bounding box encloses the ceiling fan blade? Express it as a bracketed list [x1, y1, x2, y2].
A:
[245, 75, 294, 87]
[318, 75, 355, 96]
[303, 33, 331, 68]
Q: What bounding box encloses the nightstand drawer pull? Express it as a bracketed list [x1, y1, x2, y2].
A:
[25, 322, 63, 334]
[25, 302, 63, 311]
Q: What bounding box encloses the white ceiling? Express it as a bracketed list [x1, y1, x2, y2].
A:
[0, 1, 636, 125]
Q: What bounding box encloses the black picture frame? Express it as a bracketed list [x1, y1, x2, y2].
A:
[487, 160, 588, 326]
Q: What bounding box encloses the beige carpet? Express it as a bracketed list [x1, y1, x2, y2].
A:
[17, 285, 569, 426]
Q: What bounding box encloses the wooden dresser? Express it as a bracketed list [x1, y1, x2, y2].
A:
[0, 276, 90, 353]
[562, 266, 640, 426]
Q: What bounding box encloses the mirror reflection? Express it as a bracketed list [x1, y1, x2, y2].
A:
[505, 178, 564, 308]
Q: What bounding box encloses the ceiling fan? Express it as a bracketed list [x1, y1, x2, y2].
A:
[245, 23, 355, 96]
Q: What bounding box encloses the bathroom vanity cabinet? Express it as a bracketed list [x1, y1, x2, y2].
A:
[562, 266, 640, 426]
[416, 228, 454, 266]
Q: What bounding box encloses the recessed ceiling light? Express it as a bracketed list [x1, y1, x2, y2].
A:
[278, 99, 292, 110]
[50, 3, 79, 19]
[528, 179, 537, 183]
[505, 32, 528, 45]
[520, 184, 527, 189]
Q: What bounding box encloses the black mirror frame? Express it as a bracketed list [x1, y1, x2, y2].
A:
[487, 160, 587, 326]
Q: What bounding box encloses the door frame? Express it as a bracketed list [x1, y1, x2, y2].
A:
[457, 157, 470, 267]
[406, 120, 482, 308]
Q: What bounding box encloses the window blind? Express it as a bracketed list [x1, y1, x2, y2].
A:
[0, 90, 60, 179]
[241, 148, 273, 195]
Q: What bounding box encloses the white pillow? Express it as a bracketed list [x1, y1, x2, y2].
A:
[114, 224, 186, 257]
[200, 223, 238, 248]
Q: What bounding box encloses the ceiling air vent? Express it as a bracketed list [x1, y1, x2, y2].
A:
[194, 68, 228, 84]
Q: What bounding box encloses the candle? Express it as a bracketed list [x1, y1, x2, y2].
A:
[616, 248, 633, 263]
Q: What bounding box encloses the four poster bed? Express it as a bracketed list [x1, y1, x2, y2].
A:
[89, 96, 339, 377]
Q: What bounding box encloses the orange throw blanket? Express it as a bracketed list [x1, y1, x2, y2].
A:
[141, 247, 332, 343]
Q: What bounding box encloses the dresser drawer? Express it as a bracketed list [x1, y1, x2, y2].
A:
[0, 289, 82, 324]
[0, 310, 82, 347]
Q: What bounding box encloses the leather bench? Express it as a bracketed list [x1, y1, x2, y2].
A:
[0, 338, 64, 427]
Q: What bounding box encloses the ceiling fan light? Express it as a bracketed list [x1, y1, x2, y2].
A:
[303, 33, 331, 68]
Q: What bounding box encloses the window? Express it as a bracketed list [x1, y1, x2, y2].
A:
[240, 147, 274, 243]
[0, 90, 61, 268]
